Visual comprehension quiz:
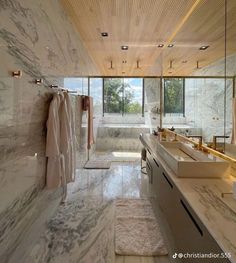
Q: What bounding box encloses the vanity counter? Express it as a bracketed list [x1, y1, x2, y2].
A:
[140, 133, 236, 263]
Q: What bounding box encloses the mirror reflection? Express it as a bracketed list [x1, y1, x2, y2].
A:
[161, 0, 236, 156]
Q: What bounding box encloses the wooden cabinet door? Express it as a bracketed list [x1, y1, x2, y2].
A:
[171, 195, 231, 263]
[157, 167, 177, 220]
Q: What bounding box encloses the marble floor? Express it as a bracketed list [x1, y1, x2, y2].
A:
[9, 156, 171, 263]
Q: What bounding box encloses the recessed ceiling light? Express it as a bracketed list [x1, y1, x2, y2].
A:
[121, 45, 129, 50]
[182, 60, 188, 63]
[199, 45, 209, 50]
[157, 44, 164, 48]
[168, 44, 174, 48]
[101, 32, 108, 37]
[122, 71, 126, 74]
[122, 60, 127, 63]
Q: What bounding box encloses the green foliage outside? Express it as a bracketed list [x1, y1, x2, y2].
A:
[104, 78, 142, 114]
[164, 78, 184, 114]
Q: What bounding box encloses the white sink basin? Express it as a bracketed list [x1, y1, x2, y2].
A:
[157, 141, 230, 178]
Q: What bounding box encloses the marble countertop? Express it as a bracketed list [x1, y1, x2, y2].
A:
[140, 134, 236, 263]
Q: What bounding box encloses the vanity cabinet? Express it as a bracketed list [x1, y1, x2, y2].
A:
[171, 196, 231, 263]
[146, 148, 161, 198]
[147, 149, 231, 263]
[146, 148, 153, 185]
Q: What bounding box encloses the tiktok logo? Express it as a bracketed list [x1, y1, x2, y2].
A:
[172, 253, 178, 259]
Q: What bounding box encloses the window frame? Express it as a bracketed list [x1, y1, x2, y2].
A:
[163, 77, 185, 117]
[102, 77, 144, 117]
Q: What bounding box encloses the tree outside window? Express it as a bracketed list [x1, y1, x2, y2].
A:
[164, 78, 184, 116]
[104, 78, 142, 115]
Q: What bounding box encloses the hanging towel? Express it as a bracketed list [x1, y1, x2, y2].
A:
[60, 93, 71, 185]
[46, 93, 62, 189]
[75, 96, 83, 150]
[231, 97, 236, 144]
[45, 92, 68, 201]
[83, 96, 94, 149]
[64, 92, 76, 182]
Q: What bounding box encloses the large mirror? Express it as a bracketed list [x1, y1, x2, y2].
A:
[160, 0, 236, 156]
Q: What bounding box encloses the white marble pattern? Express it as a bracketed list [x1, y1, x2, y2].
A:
[0, 0, 95, 258]
[7, 161, 171, 263]
[96, 126, 149, 152]
[144, 78, 161, 132]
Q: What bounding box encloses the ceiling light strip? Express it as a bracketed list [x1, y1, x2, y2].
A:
[165, 0, 203, 46]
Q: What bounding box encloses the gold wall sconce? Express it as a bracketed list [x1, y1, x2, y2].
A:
[196, 61, 202, 69]
[12, 70, 22, 78]
[109, 60, 114, 70]
[136, 60, 141, 69]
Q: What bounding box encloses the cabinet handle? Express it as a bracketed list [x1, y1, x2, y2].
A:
[147, 148, 151, 155]
[162, 172, 173, 189]
[180, 200, 203, 236]
[153, 158, 159, 167]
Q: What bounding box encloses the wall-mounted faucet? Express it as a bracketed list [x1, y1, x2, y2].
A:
[212, 135, 229, 150]
[186, 135, 203, 149]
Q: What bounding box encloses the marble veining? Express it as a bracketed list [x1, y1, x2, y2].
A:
[96, 126, 148, 151]
[144, 78, 161, 131]
[7, 162, 155, 263]
[193, 185, 236, 223]
[0, 0, 94, 255]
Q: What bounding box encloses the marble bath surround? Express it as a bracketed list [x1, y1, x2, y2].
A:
[141, 134, 236, 263]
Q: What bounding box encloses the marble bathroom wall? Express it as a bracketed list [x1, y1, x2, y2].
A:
[144, 78, 161, 132]
[184, 78, 232, 143]
[190, 53, 236, 143]
[194, 53, 236, 77]
[0, 0, 97, 261]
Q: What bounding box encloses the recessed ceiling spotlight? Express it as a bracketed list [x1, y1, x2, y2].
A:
[182, 60, 188, 63]
[121, 45, 129, 50]
[157, 44, 164, 48]
[199, 45, 209, 50]
[122, 71, 126, 74]
[122, 60, 127, 63]
[101, 32, 108, 37]
[167, 44, 174, 48]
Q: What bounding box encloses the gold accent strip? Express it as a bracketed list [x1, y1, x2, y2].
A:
[165, 129, 236, 163]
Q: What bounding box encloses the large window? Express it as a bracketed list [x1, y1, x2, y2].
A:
[64, 77, 88, 95]
[104, 78, 143, 115]
[89, 78, 103, 115]
[164, 78, 184, 116]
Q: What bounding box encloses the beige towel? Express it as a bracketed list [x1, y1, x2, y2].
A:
[88, 97, 95, 149]
[46, 94, 62, 189]
[231, 98, 236, 144]
[45, 93, 67, 200]
[76, 95, 83, 149]
[60, 93, 71, 184]
[64, 92, 76, 182]
[83, 96, 95, 149]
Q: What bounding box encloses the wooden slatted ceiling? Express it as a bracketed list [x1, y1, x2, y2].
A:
[61, 0, 236, 76]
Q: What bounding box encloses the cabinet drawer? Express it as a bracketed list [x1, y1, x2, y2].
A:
[157, 168, 176, 218]
[146, 157, 152, 184]
[171, 197, 231, 263]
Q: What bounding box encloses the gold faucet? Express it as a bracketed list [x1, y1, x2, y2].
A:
[186, 135, 203, 150]
[212, 135, 229, 151]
